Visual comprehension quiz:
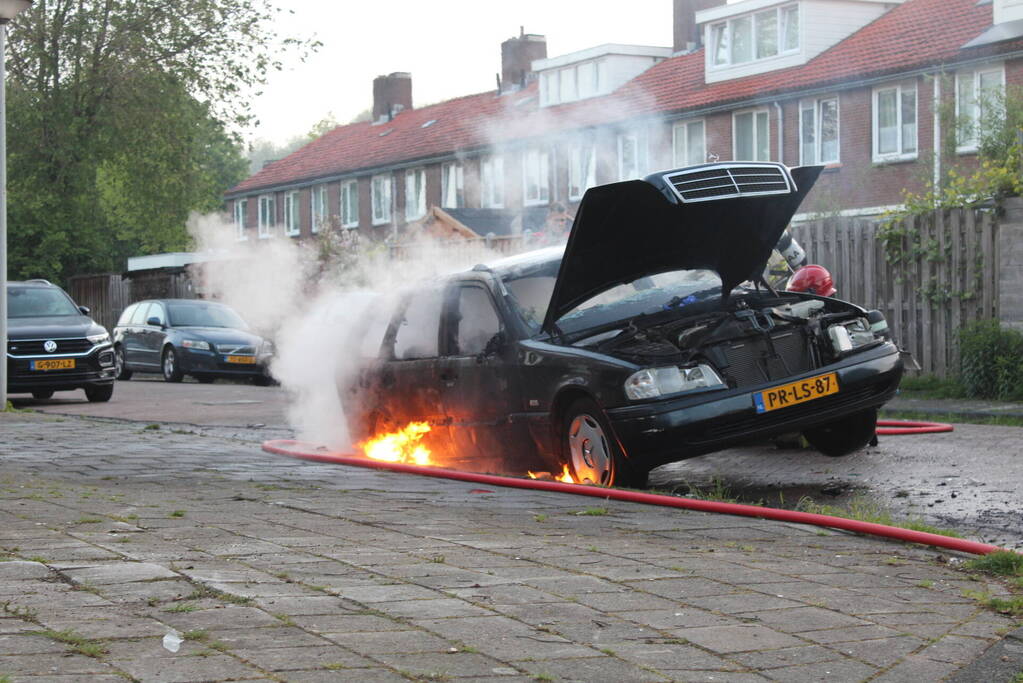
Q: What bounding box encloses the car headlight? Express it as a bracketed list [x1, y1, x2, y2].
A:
[87, 332, 110, 345]
[181, 339, 211, 351]
[260, 340, 275, 355]
[828, 318, 875, 354]
[624, 364, 725, 401]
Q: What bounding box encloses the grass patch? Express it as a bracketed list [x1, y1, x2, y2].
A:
[168, 510, 186, 518]
[964, 590, 1023, 616]
[163, 603, 199, 613]
[182, 629, 209, 641]
[898, 375, 967, 398]
[796, 496, 962, 538]
[964, 550, 1023, 577]
[143, 424, 161, 431]
[184, 585, 252, 605]
[533, 514, 548, 523]
[73, 517, 103, 525]
[575, 507, 609, 516]
[31, 628, 107, 657]
[880, 409, 1023, 428]
[678, 478, 750, 505]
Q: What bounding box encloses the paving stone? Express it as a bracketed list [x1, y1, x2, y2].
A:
[323, 628, 452, 655]
[868, 654, 961, 683]
[115, 652, 263, 682]
[333, 583, 443, 603]
[370, 598, 496, 619]
[374, 650, 512, 678]
[622, 577, 739, 600]
[55, 562, 179, 585]
[763, 656, 877, 682]
[281, 668, 415, 682]
[0, 633, 70, 655]
[252, 594, 363, 615]
[516, 655, 671, 682]
[915, 634, 995, 664]
[675, 625, 805, 653]
[0, 560, 54, 580]
[682, 592, 805, 614]
[233, 644, 375, 671]
[601, 639, 739, 671]
[736, 606, 870, 633]
[157, 605, 282, 630]
[798, 623, 909, 644]
[731, 643, 844, 669]
[827, 635, 926, 668]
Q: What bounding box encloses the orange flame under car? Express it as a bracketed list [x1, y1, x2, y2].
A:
[527, 465, 576, 484]
[357, 421, 433, 466]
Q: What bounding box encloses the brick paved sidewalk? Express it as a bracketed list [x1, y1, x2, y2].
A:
[0, 411, 1020, 682]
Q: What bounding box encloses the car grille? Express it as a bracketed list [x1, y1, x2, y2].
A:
[7, 338, 93, 356]
[664, 164, 792, 203]
[216, 344, 255, 355]
[717, 330, 815, 389]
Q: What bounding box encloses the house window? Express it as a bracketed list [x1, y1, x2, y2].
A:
[340, 180, 358, 228]
[733, 110, 771, 161]
[673, 120, 706, 167]
[310, 184, 328, 233]
[578, 62, 598, 99]
[710, 3, 799, 68]
[441, 162, 464, 208]
[799, 97, 840, 165]
[258, 194, 275, 239]
[559, 67, 577, 103]
[283, 191, 300, 236]
[480, 156, 504, 209]
[405, 168, 426, 221]
[618, 132, 648, 180]
[371, 174, 392, 225]
[523, 149, 550, 206]
[233, 199, 247, 240]
[568, 143, 597, 201]
[956, 65, 1005, 152]
[873, 84, 917, 161]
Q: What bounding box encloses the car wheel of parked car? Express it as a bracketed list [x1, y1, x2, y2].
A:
[161, 347, 184, 383]
[803, 408, 878, 457]
[114, 346, 132, 380]
[84, 384, 114, 402]
[31, 389, 54, 400]
[195, 374, 215, 384]
[561, 397, 640, 487]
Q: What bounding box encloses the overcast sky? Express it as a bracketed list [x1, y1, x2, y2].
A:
[244, 0, 673, 146]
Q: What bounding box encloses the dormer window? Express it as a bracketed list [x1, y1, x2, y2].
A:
[710, 4, 799, 68]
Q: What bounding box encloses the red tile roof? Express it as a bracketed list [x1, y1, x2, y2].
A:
[229, 0, 1013, 196]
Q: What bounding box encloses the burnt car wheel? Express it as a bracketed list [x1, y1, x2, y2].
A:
[31, 389, 54, 400]
[162, 347, 184, 383]
[562, 397, 645, 487]
[803, 408, 877, 457]
[84, 384, 113, 403]
[114, 346, 132, 380]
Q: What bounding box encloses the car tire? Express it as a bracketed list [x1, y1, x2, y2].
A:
[803, 408, 878, 457]
[561, 397, 644, 488]
[114, 346, 132, 380]
[161, 347, 184, 383]
[84, 384, 113, 402]
[31, 389, 54, 400]
[195, 374, 216, 384]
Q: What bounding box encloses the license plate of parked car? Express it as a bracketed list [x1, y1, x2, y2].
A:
[225, 355, 256, 364]
[754, 372, 838, 413]
[32, 358, 76, 371]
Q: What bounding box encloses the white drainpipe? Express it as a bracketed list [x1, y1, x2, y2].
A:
[933, 73, 942, 189]
[774, 101, 785, 164]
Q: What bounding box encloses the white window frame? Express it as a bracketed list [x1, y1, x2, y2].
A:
[522, 149, 550, 207]
[672, 119, 707, 167]
[405, 168, 426, 221]
[617, 131, 648, 180]
[257, 194, 275, 239]
[340, 180, 359, 228]
[732, 109, 771, 161]
[283, 191, 300, 237]
[709, 3, 800, 69]
[872, 83, 918, 163]
[480, 156, 504, 209]
[798, 96, 840, 165]
[955, 64, 1005, 153]
[371, 174, 393, 225]
[233, 199, 247, 240]
[567, 142, 597, 201]
[441, 162, 464, 208]
[310, 184, 328, 234]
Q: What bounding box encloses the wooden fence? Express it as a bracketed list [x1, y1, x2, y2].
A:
[790, 208, 1000, 378]
[67, 274, 130, 336]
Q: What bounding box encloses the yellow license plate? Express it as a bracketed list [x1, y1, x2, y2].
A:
[32, 358, 76, 371]
[225, 355, 256, 364]
[754, 372, 838, 413]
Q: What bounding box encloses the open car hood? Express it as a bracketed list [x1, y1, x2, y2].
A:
[541, 163, 824, 333]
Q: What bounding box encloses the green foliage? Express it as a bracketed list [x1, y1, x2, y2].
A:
[4, 0, 316, 283]
[959, 321, 1023, 401]
[964, 550, 1023, 577]
[797, 496, 962, 538]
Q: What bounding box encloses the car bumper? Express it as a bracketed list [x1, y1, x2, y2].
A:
[178, 348, 272, 377]
[6, 344, 117, 393]
[606, 344, 903, 467]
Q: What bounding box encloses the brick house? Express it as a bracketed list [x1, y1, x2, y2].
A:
[225, 0, 1023, 244]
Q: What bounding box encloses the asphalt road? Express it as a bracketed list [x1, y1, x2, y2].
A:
[13, 376, 1023, 549]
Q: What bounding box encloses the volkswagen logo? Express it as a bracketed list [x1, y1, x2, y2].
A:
[43, 340, 58, 353]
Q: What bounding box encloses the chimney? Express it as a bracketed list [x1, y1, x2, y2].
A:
[372, 72, 413, 122]
[673, 0, 728, 53]
[500, 28, 547, 93]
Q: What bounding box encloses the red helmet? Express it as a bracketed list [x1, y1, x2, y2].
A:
[787, 265, 836, 297]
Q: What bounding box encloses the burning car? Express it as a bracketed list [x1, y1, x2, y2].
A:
[347, 162, 903, 487]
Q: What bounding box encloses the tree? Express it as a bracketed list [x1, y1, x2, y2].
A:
[4, 0, 315, 282]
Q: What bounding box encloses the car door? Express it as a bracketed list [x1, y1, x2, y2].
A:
[141, 302, 169, 368]
[438, 281, 531, 472]
[123, 303, 151, 367]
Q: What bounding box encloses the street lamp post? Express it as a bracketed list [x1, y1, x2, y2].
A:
[0, 0, 32, 409]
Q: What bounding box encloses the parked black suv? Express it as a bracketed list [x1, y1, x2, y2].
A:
[5, 280, 116, 401]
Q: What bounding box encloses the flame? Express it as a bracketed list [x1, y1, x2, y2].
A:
[357, 421, 433, 466]
[527, 465, 576, 484]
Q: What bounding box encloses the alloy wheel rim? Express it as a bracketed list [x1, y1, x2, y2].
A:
[568, 413, 612, 485]
[164, 352, 174, 377]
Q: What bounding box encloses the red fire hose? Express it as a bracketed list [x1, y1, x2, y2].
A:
[876, 419, 954, 435]
[263, 439, 1003, 556]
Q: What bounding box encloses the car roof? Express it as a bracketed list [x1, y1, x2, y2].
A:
[7, 280, 59, 288]
[475, 246, 564, 277]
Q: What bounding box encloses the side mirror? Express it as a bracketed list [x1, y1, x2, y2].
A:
[481, 331, 507, 358]
[78, 305, 90, 315]
[146, 316, 164, 328]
